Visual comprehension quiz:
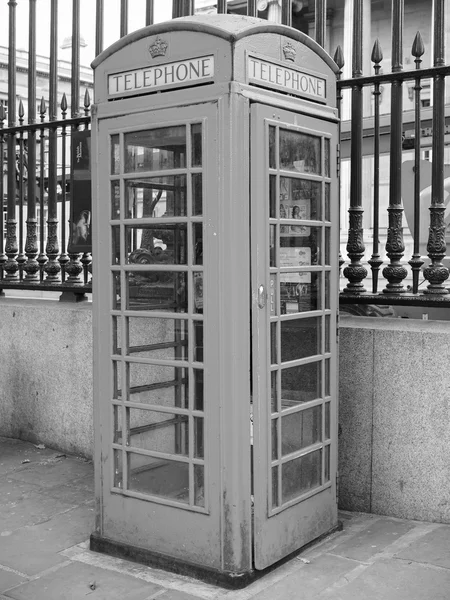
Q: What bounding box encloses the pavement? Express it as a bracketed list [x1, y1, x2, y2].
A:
[1, 436, 450, 600]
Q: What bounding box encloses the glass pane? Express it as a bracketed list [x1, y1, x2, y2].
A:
[194, 369, 204, 411]
[270, 225, 277, 267]
[325, 402, 330, 439]
[281, 361, 322, 408]
[111, 134, 120, 175]
[191, 124, 202, 167]
[272, 418, 278, 460]
[127, 408, 188, 456]
[125, 225, 187, 265]
[113, 361, 122, 399]
[325, 182, 330, 221]
[112, 316, 122, 354]
[281, 316, 321, 362]
[112, 227, 120, 265]
[126, 271, 187, 312]
[325, 358, 330, 396]
[192, 173, 203, 216]
[272, 466, 279, 508]
[127, 317, 188, 361]
[325, 138, 330, 177]
[325, 227, 331, 266]
[194, 464, 205, 507]
[127, 363, 188, 408]
[280, 227, 322, 266]
[113, 405, 123, 444]
[269, 174, 276, 218]
[113, 449, 123, 488]
[193, 223, 203, 265]
[194, 417, 204, 458]
[271, 370, 278, 413]
[325, 315, 330, 353]
[270, 274, 277, 316]
[270, 322, 277, 365]
[281, 405, 322, 456]
[279, 129, 321, 175]
[280, 178, 321, 221]
[280, 273, 321, 314]
[127, 453, 189, 502]
[111, 181, 120, 219]
[269, 126, 276, 169]
[282, 449, 322, 503]
[193, 272, 204, 314]
[125, 126, 186, 173]
[325, 271, 330, 309]
[126, 175, 187, 218]
[193, 321, 203, 363]
[324, 444, 330, 482]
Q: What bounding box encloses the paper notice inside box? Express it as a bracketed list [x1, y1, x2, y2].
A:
[279, 247, 311, 283]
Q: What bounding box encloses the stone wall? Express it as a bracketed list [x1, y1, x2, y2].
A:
[339, 315, 450, 524]
[0, 298, 93, 458]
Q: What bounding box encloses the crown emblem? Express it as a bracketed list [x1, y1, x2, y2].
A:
[149, 36, 168, 59]
[283, 43, 296, 62]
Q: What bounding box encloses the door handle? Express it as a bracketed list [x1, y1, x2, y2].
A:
[257, 284, 266, 309]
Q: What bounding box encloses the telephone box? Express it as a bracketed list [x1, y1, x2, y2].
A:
[91, 14, 339, 584]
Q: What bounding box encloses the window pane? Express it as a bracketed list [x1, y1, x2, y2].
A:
[125, 126, 186, 173]
[112, 272, 121, 309]
[113, 449, 123, 488]
[282, 449, 322, 503]
[127, 317, 188, 361]
[111, 135, 120, 175]
[280, 227, 322, 266]
[281, 361, 322, 408]
[280, 273, 321, 314]
[194, 464, 205, 507]
[280, 177, 321, 221]
[272, 466, 279, 508]
[112, 316, 122, 354]
[269, 126, 276, 169]
[325, 182, 330, 221]
[281, 405, 322, 456]
[193, 321, 203, 363]
[194, 369, 204, 411]
[194, 416, 204, 458]
[324, 444, 330, 482]
[193, 272, 203, 314]
[113, 405, 123, 444]
[271, 322, 277, 365]
[279, 130, 321, 175]
[270, 274, 278, 316]
[127, 363, 188, 408]
[127, 408, 188, 456]
[193, 223, 203, 265]
[281, 316, 321, 362]
[111, 181, 120, 219]
[192, 173, 203, 216]
[112, 226, 121, 265]
[126, 271, 187, 312]
[325, 137, 330, 177]
[125, 225, 187, 265]
[271, 371, 278, 413]
[191, 123, 202, 167]
[325, 402, 330, 439]
[126, 175, 187, 219]
[127, 453, 189, 502]
[269, 174, 276, 218]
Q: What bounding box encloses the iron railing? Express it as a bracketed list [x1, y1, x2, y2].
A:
[1, 0, 450, 306]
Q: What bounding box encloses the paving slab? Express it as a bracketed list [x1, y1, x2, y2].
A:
[6, 457, 93, 490]
[330, 517, 416, 562]
[3, 561, 163, 600]
[316, 557, 450, 600]
[158, 591, 205, 600]
[0, 505, 94, 576]
[0, 570, 27, 595]
[251, 553, 358, 600]
[395, 525, 450, 569]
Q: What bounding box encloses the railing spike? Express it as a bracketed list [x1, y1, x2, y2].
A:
[39, 96, 46, 118]
[18, 99, 24, 120]
[84, 88, 91, 109]
[333, 45, 344, 70]
[371, 38, 383, 65]
[0, 101, 6, 123]
[61, 92, 67, 115]
[411, 30, 425, 59]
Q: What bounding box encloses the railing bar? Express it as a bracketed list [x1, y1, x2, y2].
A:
[423, 0, 449, 293]
[145, 0, 154, 25]
[336, 64, 450, 88]
[2, 116, 91, 135]
[217, 0, 227, 14]
[382, 0, 407, 294]
[71, 0, 81, 118]
[5, 0, 19, 281]
[59, 99, 69, 282]
[247, 0, 257, 18]
[314, 0, 326, 47]
[95, 0, 104, 56]
[282, 0, 293, 27]
[120, 0, 128, 38]
[38, 107, 47, 281]
[17, 118, 25, 279]
[0, 108, 5, 270]
[342, 0, 367, 294]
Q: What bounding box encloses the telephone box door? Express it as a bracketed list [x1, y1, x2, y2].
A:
[94, 102, 224, 569]
[251, 103, 339, 570]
